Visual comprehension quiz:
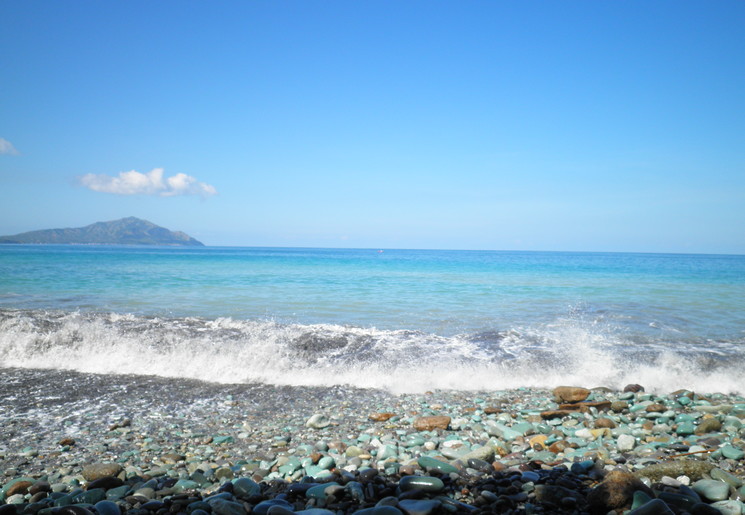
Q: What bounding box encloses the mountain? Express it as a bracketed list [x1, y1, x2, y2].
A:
[0, 217, 204, 246]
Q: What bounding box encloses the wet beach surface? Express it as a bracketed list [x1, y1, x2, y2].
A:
[2, 368, 745, 514]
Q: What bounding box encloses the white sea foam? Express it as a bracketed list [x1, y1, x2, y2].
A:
[0, 309, 742, 395]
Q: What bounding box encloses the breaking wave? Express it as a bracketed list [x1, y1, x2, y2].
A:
[0, 309, 742, 395]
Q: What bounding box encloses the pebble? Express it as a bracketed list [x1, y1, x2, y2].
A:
[2, 378, 745, 515]
[306, 414, 331, 429]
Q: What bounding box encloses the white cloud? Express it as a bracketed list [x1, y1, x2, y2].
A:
[0, 138, 19, 155]
[79, 168, 217, 198]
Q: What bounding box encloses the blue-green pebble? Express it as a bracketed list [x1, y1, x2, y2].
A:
[692, 479, 730, 502]
[417, 456, 458, 475]
[399, 476, 444, 493]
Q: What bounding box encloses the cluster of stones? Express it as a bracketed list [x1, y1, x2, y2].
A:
[1, 385, 744, 514]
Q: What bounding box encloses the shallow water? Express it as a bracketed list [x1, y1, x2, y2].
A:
[1, 246, 743, 393]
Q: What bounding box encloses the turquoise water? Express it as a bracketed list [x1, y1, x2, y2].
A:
[1, 245, 744, 393]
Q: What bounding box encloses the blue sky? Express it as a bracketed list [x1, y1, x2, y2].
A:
[1, 1, 743, 253]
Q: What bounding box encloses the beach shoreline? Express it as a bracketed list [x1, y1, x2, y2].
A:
[2, 368, 744, 513]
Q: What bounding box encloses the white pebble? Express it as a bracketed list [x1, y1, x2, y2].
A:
[617, 434, 636, 451]
[661, 476, 682, 487]
[575, 428, 594, 440]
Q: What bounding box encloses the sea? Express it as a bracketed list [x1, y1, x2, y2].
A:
[1, 245, 744, 395]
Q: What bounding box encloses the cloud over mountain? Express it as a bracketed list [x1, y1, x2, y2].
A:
[80, 168, 217, 197]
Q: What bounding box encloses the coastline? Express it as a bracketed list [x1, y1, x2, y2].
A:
[2, 369, 744, 513]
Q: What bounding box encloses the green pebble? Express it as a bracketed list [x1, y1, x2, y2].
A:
[105, 485, 130, 500]
[304, 465, 324, 477]
[305, 482, 339, 500]
[676, 421, 695, 435]
[78, 489, 106, 504]
[404, 436, 425, 448]
[377, 445, 398, 460]
[711, 468, 744, 488]
[711, 500, 745, 515]
[631, 490, 653, 509]
[721, 444, 745, 460]
[418, 456, 458, 474]
[627, 499, 675, 514]
[173, 479, 200, 493]
[318, 456, 335, 470]
[232, 477, 260, 498]
[512, 421, 534, 435]
[692, 479, 730, 502]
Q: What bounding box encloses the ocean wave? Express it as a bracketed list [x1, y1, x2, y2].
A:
[0, 308, 742, 394]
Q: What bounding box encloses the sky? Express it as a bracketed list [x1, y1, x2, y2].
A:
[1, 1, 744, 253]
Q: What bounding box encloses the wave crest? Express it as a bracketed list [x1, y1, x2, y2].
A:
[0, 309, 742, 394]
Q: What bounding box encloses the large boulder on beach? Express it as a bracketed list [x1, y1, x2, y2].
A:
[553, 386, 590, 403]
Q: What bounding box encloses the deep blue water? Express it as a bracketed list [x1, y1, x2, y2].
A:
[1, 245, 744, 393]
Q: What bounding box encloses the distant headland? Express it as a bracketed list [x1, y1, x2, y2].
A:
[0, 217, 204, 246]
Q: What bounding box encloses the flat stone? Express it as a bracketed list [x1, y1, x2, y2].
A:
[398, 476, 444, 493]
[711, 468, 744, 488]
[305, 414, 331, 429]
[369, 413, 395, 422]
[4, 481, 33, 496]
[105, 485, 130, 500]
[677, 421, 696, 435]
[173, 479, 200, 493]
[82, 464, 123, 482]
[461, 445, 495, 462]
[692, 479, 730, 502]
[721, 444, 745, 460]
[553, 386, 590, 403]
[417, 456, 458, 474]
[306, 482, 339, 500]
[233, 477, 260, 498]
[412, 416, 450, 431]
[595, 417, 616, 429]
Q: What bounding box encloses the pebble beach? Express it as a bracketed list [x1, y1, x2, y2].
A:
[2, 368, 745, 515]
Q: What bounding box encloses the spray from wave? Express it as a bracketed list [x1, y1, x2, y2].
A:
[0, 309, 742, 394]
